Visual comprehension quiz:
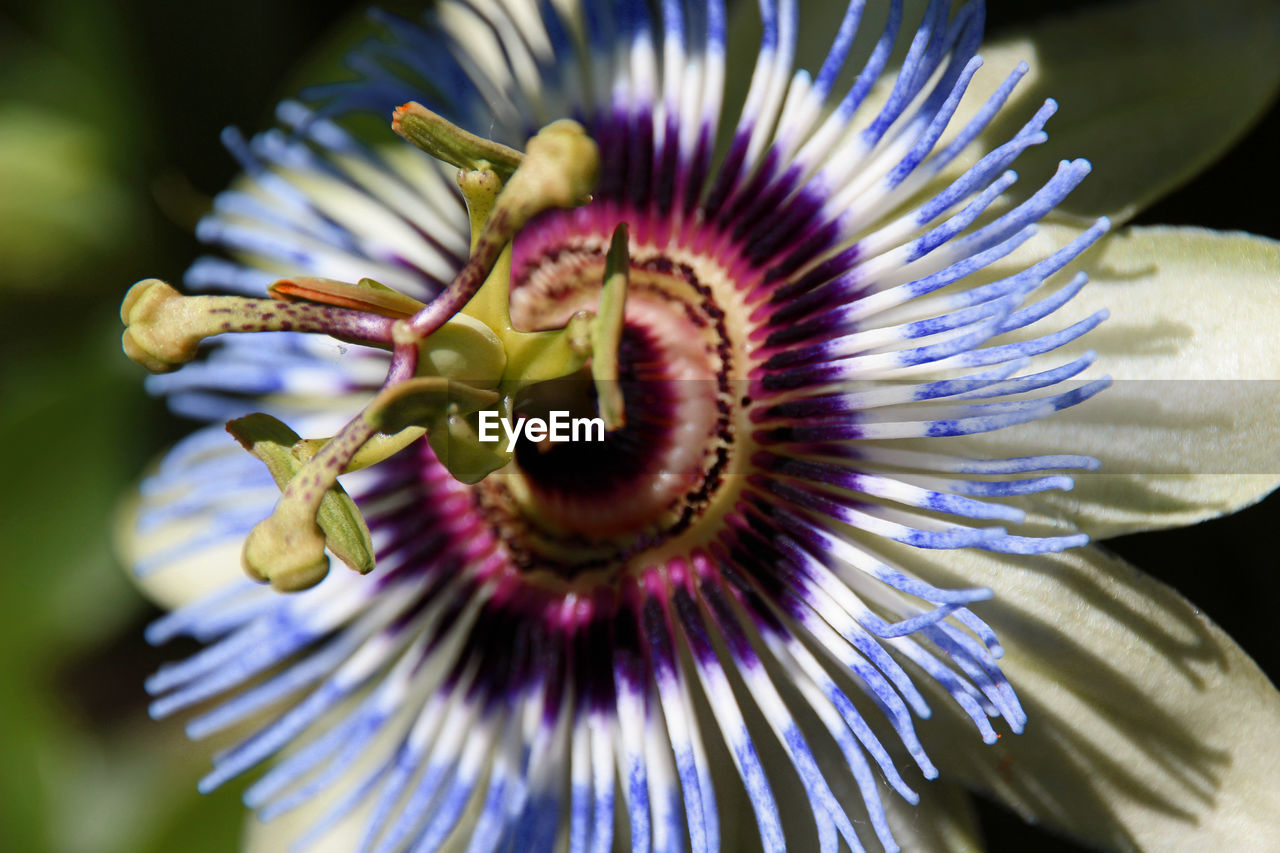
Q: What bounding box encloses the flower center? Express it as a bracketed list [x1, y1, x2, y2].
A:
[121, 107, 775, 594]
[469, 224, 755, 580]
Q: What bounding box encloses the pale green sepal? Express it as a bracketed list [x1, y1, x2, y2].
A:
[876, 540, 1280, 853]
[925, 224, 1280, 540]
[821, 0, 1280, 225]
[117, 491, 246, 611]
[225, 414, 376, 581]
[951, 0, 1280, 223]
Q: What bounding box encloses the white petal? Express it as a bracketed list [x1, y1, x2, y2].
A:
[927, 224, 1280, 539]
[242, 798, 370, 853]
[880, 540, 1280, 853]
[116, 490, 248, 611]
[882, 779, 984, 853]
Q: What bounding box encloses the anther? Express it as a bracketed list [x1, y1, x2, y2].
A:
[227, 414, 376, 592]
[399, 120, 600, 341]
[235, 379, 502, 588]
[121, 278, 397, 373]
[392, 101, 524, 179]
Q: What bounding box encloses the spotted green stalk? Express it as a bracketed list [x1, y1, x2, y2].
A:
[123, 110, 634, 590]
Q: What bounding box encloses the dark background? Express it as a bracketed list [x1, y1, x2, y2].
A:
[0, 0, 1275, 850]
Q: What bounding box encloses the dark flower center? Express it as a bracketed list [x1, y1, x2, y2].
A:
[468, 222, 752, 580]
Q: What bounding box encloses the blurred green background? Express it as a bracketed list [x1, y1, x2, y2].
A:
[0, 0, 1275, 850]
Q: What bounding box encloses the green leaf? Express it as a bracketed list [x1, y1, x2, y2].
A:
[736, 0, 1280, 225]
[965, 0, 1280, 223]
[0, 107, 140, 290]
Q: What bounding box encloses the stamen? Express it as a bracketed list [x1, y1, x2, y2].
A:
[127, 112, 639, 593]
[226, 414, 375, 590]
[391, 119, 600, 348]
[592, 223, 630, 430]
[121, 278, 396, 373]
[235, 411, 376, 592]
[237, 378, 497, 590]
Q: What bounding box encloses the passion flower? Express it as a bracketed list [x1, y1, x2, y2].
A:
[119, 1, 1280, 851]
